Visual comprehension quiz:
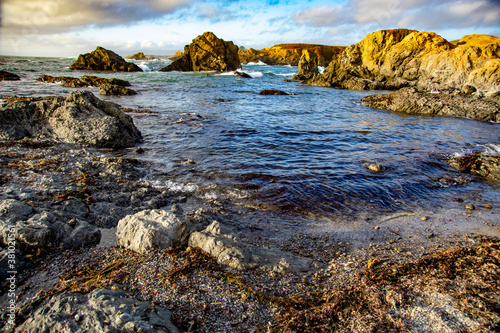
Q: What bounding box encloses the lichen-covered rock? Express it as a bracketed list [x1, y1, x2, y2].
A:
[70, 46, 143, 72]
[293, 49, 319, 80]
[0, 90, 142, 147]
[0, 70, 21, 81]
[308, 29, 500, 93]
[161, 32, 240, 72]
[189, 221, 311, 272]
[239, 44, 344, 66]
[98, 83, 137, 96]
[361, 87, 500, 122]
[15, 288, 179, 333]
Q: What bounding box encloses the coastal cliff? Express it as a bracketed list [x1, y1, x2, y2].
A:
[307, 29, 500, 94]
[239, 43, 345, 66]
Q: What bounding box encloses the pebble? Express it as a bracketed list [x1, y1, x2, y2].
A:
[421, 216, 428, 221]
[374, 226, 380, 230]
[483, 204, 492, 210]
[367, 164, 384, 172]
[465, 203, 475, 210]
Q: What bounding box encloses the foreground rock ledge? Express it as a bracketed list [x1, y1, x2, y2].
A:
[361, 87, 500, 122]
[0, 90, 142, 147]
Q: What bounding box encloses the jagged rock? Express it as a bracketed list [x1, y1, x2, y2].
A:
[0, 90, 142, 147]
[37, 75, 131, 88]
[361, 87, 500, 122]
[15, 288, 179, 333]
[259, 90, 289, 95]
[189, 221, 311, 272]
[70, 46, 142, 72]
[161, 32, 240, 72]
[116, 206, 213, 253]
[449, 153, 500, 182]
[0, 70, 21, 81]
[293, 49, 319, 80]
[234, 71, 252, 78]
[307, 29, 500, 93]
[168, 51, 183, 61]
[239, 44, 344, 66]
[99, 83, 137, 96]
[125, 52, 157, 60]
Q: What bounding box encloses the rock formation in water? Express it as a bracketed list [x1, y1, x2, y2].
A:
[307, 29, 500, 94]
[0, 91, 142, 147]
[125, 51, 157, 60]
[239, 44, 345, 66]
[293, 49, 320, 81]
[0, 70, 21, 81]
[161, 32, 240, 72]
[449, 154, 500, 182]
[361, 87, 500, 122]
[70, 46, 143, 72]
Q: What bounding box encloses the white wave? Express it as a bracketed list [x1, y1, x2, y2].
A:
[217, 71, 236, 76]
[246, 71, 263, 78]
[319, 66, 325, 74]
[149, 179, 198, 193]
[136, 61, 152, 72]
[483, 144, 500, 155]
[452, 148, 475, 158]
[246, 61, 267, 65]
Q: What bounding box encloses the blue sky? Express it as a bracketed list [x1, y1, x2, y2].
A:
[1, 0, 500, 57]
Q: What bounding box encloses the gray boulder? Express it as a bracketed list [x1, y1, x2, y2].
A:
[189, 221, 311, 272]
[16, 288, 179, 333]
[0, 90, 142, 147]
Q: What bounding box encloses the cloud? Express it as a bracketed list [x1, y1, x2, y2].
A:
[2, 0, 196, 35]
[195, 3, 236, 22]
[293, 5, 348, 27]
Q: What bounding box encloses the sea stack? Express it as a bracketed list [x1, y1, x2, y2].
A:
[160, 32, 241, 72]
[70, 46, 143, 72]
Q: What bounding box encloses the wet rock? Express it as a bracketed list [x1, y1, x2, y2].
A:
[448, 153, 500, 182]
[0, 199, 34, 224]
[15, 288, 179, 333]
[367, 164, 385, 172]
[37, 75, 131, 88]
[259, 90, 290, 95]
[116, 206, 211, 253]
[161, 32, 240, 72]
[0, 70, 21, 81]
[98, 83, 137, 96]
[361, 87, 500, 122]
[234, 71, 252, 78]
[70, 46, 142, 72]
[465, 203, 475, 210]
[189, 221, 311, 272]
[293, 49, 319, 81]
[0, 90, 142, 147]
[0, 248, 28, 279]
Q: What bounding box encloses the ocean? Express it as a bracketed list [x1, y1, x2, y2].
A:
[1, 55, 499, 226]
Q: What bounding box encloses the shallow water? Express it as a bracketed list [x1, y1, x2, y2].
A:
[1, 56, 499, 224]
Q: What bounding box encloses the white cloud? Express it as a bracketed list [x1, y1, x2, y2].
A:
[293, 5, 347, 27]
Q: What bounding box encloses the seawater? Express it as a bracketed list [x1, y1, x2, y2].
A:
[1, 56, 499, 224]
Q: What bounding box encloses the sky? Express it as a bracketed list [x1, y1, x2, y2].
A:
[1, 0, 500, 57]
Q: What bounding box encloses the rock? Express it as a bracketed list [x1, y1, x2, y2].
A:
[259, 90, 290, 95]
[448, 153, 500, 182]
[189, 221, 311, 272]
[361, 87, 500, 122]
[462, 85, 477, 95]
[125, 52, 156, 60]
[168, 51, 183, 61]
[0, 199, 34, 224]
[37, 75, 131, 88]
[239, 44, 345, 66]
[308, 30, 500, 93]
[234, 71, 252, 78]
[15, 288, 179, 333]
[0, 248, 28, 279]
[116, 206, 212, 253]
[293, 49, 319, 80]
[483, 204, 493, 209]
[70, 46, 143, 72]
[0, 90, 143, 147]
[367, 164, 385, 172]
[98, 83, 137, 96]
[0, 70, 21, 81]
[465, 203, 475, 210]
[161, 32, 240, 72]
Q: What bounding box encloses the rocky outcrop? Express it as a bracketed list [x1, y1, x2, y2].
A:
[449, 153, 500, 182]
[116, 206, 215, 253]
[307, 29, 500, 94]
[239, 44, 345, 66]
[125, 52, 157, 60]
[189, 221, 311, 272]
[99, 83, 137, 96]
[293, 49, 319, 80]
[259, 90, 290, 95]
[361, 87, 500, 122]
[0, 90, 142, 147]
[0, 199, 100, 252]
[37, 75, 131, 88]
[0, 70, 21, 81]
[70, 46, 143, 72]
[160, 32, 240, 72]
[16, 288, 179, 333]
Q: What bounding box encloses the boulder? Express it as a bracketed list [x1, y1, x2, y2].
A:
[116, 206, 213, 253]
[448, 153, 500, 182]
[239, 44, 345, 66]
[259, 90, 290, 95]
[161, 32, 240, 72]
[189, 221, 311, 272]
[98, 83, 137, 96]
[70, 46, 143, 72]
[361, 87, 500, 122]
[15, 288, 179, 333]
[0, 90, 143, 147]
[0, 70, 21, 81]
[37, 75, 131, 88]
[293, 49, 319, 80]
[307, 29, 500, 93]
